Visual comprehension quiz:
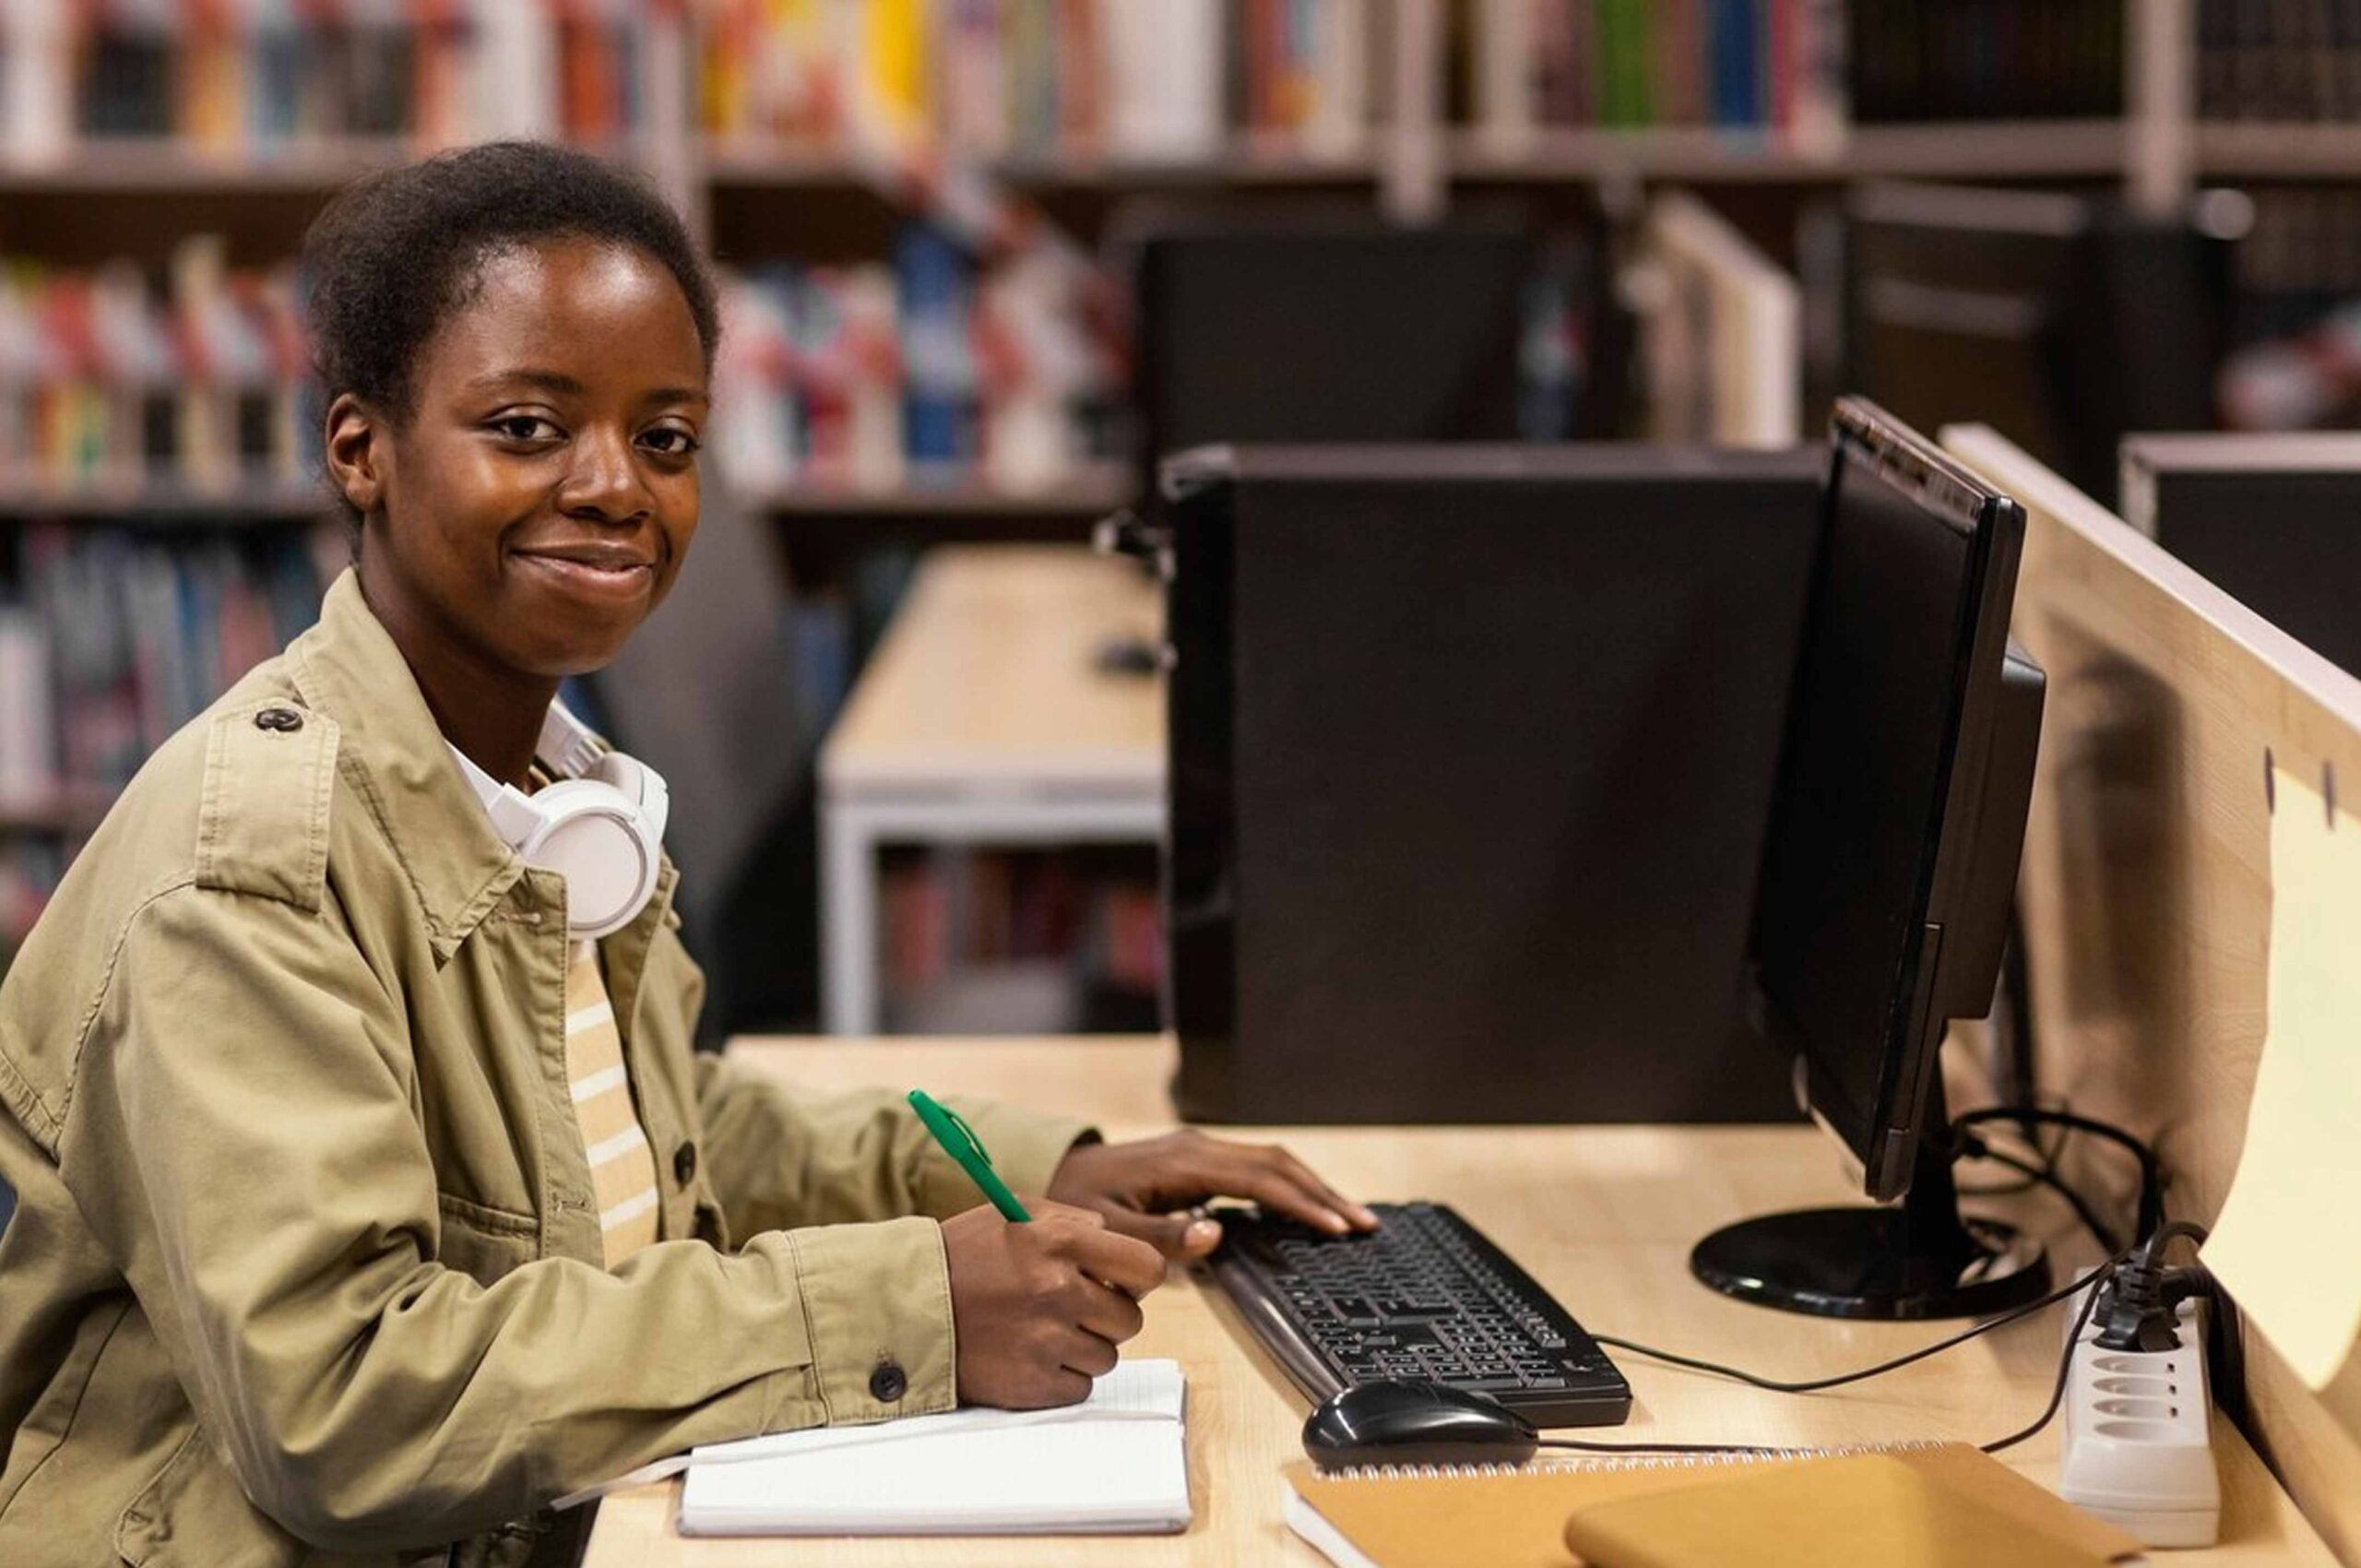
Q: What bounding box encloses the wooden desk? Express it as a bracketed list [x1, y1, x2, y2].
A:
[582, 1039, 2336, 1567]
[816, 547, 1164, 1034]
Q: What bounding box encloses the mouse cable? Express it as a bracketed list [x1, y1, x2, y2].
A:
[1949, 1107, 2165, 1241]
[1560, 1262, 2122, 1461]
[1978, 1255, 2114, 1454]
[1593, 1244, 2136, 1396]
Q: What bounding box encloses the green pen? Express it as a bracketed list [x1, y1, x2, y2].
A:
[908, 1088, 1032, 1221]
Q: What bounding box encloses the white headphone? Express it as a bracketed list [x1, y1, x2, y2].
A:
[448, 702, 670, 941]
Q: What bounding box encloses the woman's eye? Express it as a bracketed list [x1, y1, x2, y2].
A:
[492, 414, 561, 443]
[640, 426, 702, 457]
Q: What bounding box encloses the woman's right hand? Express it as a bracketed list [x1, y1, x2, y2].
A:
[940, 1200, 1167, 1408]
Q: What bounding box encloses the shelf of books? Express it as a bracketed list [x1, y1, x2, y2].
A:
[0, 523, 332, 979]
[879, 844, 1162, 1035]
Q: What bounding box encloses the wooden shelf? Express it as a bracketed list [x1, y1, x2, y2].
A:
[0, 134, 650, 193]
[0, 789, 114, 835]
[702, 135, 1379, 188]
[0, 137, 415, 192]
[2195, 121, 2361, 176]
[1452, 119, 2130, 183]
[0, 483, 333, 521]
[737, 466, 1133, 517]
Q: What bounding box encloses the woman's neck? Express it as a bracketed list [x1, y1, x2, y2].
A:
[356, 559, 560, 788]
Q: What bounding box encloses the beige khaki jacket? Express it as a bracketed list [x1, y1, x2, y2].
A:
[0, 571, 1088, 1567]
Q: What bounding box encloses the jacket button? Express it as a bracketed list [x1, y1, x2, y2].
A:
[672, 1141, 697, 1185]
[869, 1361, 908, 1403]
[254, 707, 303, 732]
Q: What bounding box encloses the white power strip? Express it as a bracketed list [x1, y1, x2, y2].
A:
[2058, 1286, 2221, 1547]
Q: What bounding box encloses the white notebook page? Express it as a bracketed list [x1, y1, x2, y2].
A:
[677, 1360, 1190, 1537]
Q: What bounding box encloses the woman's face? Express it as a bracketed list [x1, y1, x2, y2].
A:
[345, 237, 708, 680]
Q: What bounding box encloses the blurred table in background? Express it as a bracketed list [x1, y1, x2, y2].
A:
[818, 547, 1164, 1034]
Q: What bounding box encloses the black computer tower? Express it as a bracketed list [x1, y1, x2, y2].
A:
[1161, 445, 1824, 1124]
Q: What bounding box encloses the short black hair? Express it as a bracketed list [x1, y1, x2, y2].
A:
[302, 140, 718, 422]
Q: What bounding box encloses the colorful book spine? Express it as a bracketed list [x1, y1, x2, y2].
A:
[709, 226, 1116, 497]
[0, 0, 647, 160]
[696, 0, 1364, 161]
[2, 522, 323, 803]
[0, 241, 310, 495]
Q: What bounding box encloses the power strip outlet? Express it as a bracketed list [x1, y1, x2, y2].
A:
[2058, 1289, 2220, 1547]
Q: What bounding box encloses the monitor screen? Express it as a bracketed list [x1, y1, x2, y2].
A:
[1751, 402, 2022, 1196]
[2123, 436, 2361, 680]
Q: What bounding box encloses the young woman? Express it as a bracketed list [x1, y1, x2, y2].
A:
[0, 142, 1372, 1567]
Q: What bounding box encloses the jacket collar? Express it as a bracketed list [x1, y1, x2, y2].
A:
[289, 569, 528, 962]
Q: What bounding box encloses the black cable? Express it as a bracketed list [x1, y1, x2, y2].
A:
[1568, 1263, 2123, 1458]
[1964, 1144, 2122, 1253]
[2140, 1218, 2208, 1265]
[1594, 1246, 2136, 1396]
[1953, 1111, 2071, 1196]
[1980, 1263, 2114, 1454]
[1950, 1108, 2165, 1241]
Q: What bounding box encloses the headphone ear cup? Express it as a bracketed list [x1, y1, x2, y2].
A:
[525, 780, 662, 940]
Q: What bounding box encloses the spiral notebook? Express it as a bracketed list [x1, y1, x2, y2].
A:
[675, 1360, 1190, 1537]
[1283, 1441, 2144, 1568]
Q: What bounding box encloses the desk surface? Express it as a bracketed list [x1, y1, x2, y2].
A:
[581, 1039, 2336, 1567]
[819, 546, 1164, 795]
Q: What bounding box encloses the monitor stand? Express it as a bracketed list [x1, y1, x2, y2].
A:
[1688, 1084, 2051, 1319]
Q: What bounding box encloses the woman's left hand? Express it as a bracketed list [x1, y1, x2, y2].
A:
[1045, 1129, 1381, 1261]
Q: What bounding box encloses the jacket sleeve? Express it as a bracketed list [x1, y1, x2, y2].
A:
[58, 883, 956, 1556]
[694, 1052, 1093, 1240]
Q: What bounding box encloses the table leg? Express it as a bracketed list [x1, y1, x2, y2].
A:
[820, 798, 881, 1035]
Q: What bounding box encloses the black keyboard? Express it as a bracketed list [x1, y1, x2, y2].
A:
[1204, 1201, 1632, 1428]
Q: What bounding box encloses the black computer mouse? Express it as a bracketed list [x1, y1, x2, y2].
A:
[1092, 635, 1164, 677]
[1301, 1380, 1541, 1469]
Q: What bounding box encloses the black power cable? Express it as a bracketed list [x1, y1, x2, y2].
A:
[1950, 1107, 2165, 1241]
[1956, 1140, 2123, 1253]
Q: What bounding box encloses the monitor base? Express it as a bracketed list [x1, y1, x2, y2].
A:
[1691, 1094, 2052, 1319]
[1690, 1206, 2050, 1320]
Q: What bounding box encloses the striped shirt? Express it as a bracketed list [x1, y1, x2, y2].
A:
[564, 939, 661, 1265]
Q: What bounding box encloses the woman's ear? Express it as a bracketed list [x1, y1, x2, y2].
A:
[324, 393, 387, 517]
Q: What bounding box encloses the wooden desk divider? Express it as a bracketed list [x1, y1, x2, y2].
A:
[1943, 423, 2361, 1564]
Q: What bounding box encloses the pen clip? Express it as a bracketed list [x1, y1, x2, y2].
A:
[941, 1103, 995, 1170]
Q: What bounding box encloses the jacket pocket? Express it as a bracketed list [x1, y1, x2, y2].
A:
[113, 1424, 310, 1568]
[435, 1192, 540, 1286]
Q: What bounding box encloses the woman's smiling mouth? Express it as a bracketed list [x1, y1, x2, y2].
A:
[509, 540, 659, 600]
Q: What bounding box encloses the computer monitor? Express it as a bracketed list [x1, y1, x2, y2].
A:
[2120, 433, 2361, 681]
[1638, 192, 1801, 449]
[1126, 212, 1536, 499]
[1843, 182, 2236, 505]
[1691, 398, 2051, 1320]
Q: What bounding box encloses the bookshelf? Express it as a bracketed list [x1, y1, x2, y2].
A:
[0, 486, 335, 523]
[1451, 120, 2136, 184]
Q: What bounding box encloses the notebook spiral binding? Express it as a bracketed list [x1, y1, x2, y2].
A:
[1321, 1437, 1948, 1482]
